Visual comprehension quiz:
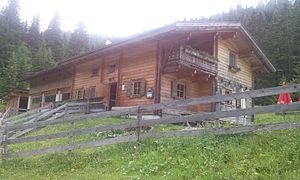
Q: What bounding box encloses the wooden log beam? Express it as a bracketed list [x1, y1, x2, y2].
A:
[7, 102, 300, 145]
[6, 135, 137, 158]
[4, 84, 300, 132]
[3, 103, 53, 123]
[8, 109, 52, 125]
[9, 112, 66, 139]
[141, 121, 300, 139]
[4, 107, 138, 131]
[6, 120, 300, 158]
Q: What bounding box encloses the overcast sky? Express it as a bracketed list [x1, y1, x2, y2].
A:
[1, 0, 264, 37]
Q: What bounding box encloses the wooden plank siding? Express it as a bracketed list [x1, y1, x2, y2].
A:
[217, 39, 253, 88]
[72, 59, 103, 98]
[26, 29, 266, 113]
[6, 96, 20, 111]
[101, 54, 119, 107]
[29, 70, 72, 108]
[29, 70, 73, 95]
[118, 42, 157, 106]
[160, 74, 213, 112]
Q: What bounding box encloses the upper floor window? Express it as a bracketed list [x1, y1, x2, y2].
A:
[229, 52, 236, 68]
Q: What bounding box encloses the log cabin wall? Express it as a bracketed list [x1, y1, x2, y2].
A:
[217, 38, 254, 110]
[99, 53, 119, 107]
[118, 42, 157, 106]
[6, 96, 20, 111]
[160, 74, 213, 112]
[217, 39, 253, 88]
[29, 68, 73, 108]
[26, 26, 269, 112]
[72, 58, 103, 99]
[29, 71, 73, 95]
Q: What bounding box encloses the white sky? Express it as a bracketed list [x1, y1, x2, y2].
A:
[1, 0, 263, 37]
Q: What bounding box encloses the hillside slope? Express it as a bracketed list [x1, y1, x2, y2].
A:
[1, 114, 300, 179]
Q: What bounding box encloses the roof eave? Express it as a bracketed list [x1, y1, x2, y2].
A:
[239, 25, 276, 73]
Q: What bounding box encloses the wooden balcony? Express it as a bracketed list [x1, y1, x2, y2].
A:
[164, 45, 217, 76]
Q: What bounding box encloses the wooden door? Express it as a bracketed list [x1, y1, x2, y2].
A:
[109, 83, 117, 110]
[19, 96, 28, 112]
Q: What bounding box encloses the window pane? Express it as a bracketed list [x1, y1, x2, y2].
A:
[32, 97, 42, 104]
[176, 83, 185, 98]
[89, 87, 96, 98]
[45, 95, 56, 102]
[229, 53, 236, 67]
[133, 82, 141, 95]
[62, 93, 70, 101]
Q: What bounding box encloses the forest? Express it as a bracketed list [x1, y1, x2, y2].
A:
[0, 0, 122, 101]
[0, 0, 299, 105]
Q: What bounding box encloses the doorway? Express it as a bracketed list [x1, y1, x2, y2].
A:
[109, 83, 117, 110]
[19, 96, 28, 112]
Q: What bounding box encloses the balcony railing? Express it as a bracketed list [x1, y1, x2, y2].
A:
[166, 45, 217, 75]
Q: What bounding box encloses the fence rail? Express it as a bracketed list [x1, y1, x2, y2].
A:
[1, 84, 300, 159]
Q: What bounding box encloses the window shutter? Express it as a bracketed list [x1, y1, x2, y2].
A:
[171, 81, 177, 98]
[185, 83, 191, 99]
[126, 81, 133, 97]
[140, 79, 146, 96]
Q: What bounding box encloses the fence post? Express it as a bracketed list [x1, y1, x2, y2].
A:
[136, 106, 142, 141]
[65, 104, 74, 149]
[1, 121, 8, 161]
[215, 88, 221, 128]
[86, 99, 90, 114]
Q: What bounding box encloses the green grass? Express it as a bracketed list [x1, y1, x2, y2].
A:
[255, 112, 300, 124]
[1, 113, 300, 179]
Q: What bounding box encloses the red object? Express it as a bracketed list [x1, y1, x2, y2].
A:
[277, 82, 292, 104]
[277, 93, 292, 104]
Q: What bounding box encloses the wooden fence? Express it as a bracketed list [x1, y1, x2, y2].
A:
[1, 84, 300, 159]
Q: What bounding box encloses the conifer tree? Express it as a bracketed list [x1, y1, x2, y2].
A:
[44, 13, 65, 62]
[0, 0, 30, 98]
[25, 16, 55, 72]
[67, 22, 89, 57]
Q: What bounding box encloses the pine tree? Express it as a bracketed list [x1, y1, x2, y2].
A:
[25, 15, 55, 72]
[67, 22, 89, 58]
[44, 13, 65, 62]
[292, 1, 300, 82]
[33, 39, 55, 72]
[0, 0, 29, 98]
[0, 43, 31, 97]
[25, 16, 42, 55]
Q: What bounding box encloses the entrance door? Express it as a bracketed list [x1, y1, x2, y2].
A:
[19, 96, 28, 112]
[109, 83, 117, 110]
